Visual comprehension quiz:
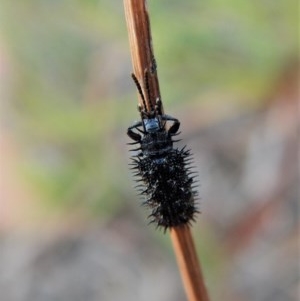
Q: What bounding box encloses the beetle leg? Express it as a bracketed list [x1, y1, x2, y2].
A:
[127, 128, 141, 142]
[127, 121, 144, 141]
[161, 115, 180, 135]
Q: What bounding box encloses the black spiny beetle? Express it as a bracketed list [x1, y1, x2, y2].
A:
[127, 70, 198, 230]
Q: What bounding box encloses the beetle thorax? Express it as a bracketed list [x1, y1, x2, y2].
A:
[141, 131, 173, 157]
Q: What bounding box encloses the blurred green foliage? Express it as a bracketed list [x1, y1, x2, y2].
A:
[0, 0, 297, 218]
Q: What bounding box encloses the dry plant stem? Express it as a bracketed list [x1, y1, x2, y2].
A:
[123, 1, 210, 301]
[123, 0, 161, 112]
[171, 226, 210, 301]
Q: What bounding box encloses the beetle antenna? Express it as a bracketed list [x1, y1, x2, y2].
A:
[131, 73, 147, 112]
[144, 69, 154, 113]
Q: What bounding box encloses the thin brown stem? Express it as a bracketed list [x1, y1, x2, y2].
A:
[123, 1, 210, 300]
[170, 225, 210, 301]
[123, 0, 161, 112]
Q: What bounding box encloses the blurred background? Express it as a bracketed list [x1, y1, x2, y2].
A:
[0, 1, 298, 301]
